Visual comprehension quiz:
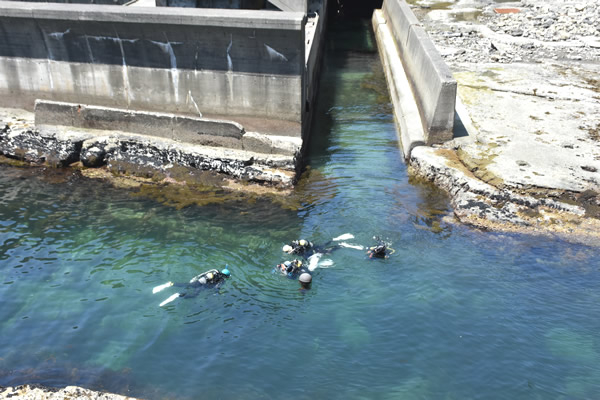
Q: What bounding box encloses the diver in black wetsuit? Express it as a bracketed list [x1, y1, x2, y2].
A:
[282, 239, 342, 259]
[367, 238, 395, 259]
[177, 268, 231, 298]
[275, 259, 306, 278]
[154, 268, 231, 306]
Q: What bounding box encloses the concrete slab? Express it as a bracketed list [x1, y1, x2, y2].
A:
[452, 62, 600, 193]
[407, 0, 600, 236]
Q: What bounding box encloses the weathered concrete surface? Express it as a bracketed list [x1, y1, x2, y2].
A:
[0, 2, 306, 125]
[375, 0, 456, 147]
[34, 101, 302, 156]
[407, 0, 600, 241]
[0, 385, 138, 400]
[36, 100, 245, 145]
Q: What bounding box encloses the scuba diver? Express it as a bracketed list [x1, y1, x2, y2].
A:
[275, 259, 306, 278]
[152, 267, 231, 307]
[282, 239, 315, 257]
[282, 233, 359, 259]
[367, 238, 395, 259]
[298, 273, 312, 293]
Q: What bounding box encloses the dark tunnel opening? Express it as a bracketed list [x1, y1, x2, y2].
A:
[328, 0, 384, 19]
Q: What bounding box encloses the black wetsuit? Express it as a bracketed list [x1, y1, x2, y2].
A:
[175, 269, 228, 298]
[275, 259, 306, 278]
[367, 244, 389, 259]
[287, 240, 341, 259]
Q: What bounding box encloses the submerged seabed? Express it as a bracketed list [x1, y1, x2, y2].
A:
[1, 20, 600, 400]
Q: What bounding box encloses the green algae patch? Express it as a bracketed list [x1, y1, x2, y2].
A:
[434, 148, 478, 179]
[133, 183, 252, 210]
[457, 147, 504, 189]
[80, 163, 341, 212]
[0, 154, 33, 168]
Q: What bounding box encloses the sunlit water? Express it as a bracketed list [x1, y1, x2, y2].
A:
[1, 20, 600, 400]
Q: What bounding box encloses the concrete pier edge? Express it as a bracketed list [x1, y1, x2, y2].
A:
[373, 0, 457, 154]
[372, 9, 425, 158]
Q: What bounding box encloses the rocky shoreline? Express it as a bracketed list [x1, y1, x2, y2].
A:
[407, 0, 600, 244]
[0, 385, 138, 400]
[0, 106, 300, 209]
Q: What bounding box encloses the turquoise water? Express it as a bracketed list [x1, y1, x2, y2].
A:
[2, 20, 600, 400]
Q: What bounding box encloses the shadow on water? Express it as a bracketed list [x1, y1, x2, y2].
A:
[304, 18, 382, 165]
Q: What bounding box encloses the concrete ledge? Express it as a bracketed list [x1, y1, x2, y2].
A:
[372, 9, 425, 158]
[35, 100, 245, 144]
[242, 131, 301, 156]
[0, 2, 306, 30]
[377, 0, 456, 144]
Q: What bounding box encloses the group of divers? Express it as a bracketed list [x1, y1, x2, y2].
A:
[152, 234, 394, 307]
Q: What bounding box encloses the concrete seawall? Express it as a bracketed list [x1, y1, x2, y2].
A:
[373, 0, 456, 156]
[0, 1, 331, 189]
[0, 3, 306, 131]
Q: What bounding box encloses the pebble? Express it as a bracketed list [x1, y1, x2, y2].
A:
[420, 0, 600, 64]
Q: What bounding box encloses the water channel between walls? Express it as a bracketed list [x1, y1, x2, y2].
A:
[1, 18, 600, 400]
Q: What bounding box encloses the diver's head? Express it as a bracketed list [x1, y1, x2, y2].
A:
[299, 273, 312, 288]
[284, 260, 293, 272]
[299, 239, 308, 247]
[221, 268, 231, 277]
[371, 244, 387, 257]
[282, 244, 293, 253]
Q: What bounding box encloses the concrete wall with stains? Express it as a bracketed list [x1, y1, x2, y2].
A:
[0, 2, 306, 129]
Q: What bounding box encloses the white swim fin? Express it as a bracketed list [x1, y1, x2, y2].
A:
[308, 253, 322, 271]
[333, 233, 354, 241]
[152, 281, 174, 294]
[159, 293, 180, 307]
[339, 242, 364, 250]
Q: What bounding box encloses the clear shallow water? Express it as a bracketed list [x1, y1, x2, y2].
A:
[1, 20, 600, 400]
